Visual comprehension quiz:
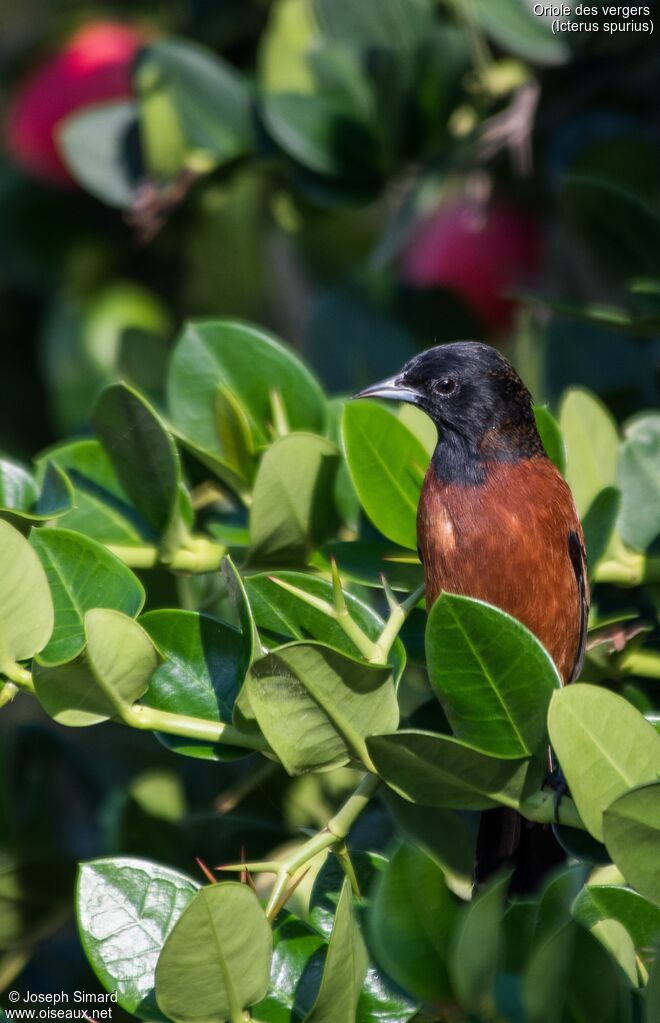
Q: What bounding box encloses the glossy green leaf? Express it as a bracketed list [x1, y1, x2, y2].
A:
[449, 873, 509, 1014]
[31, 529, 145, 666]
[167, 320, 326, 482]
[93, 383, 190, 542]
[315, 0, 433, 49]
[305, 878, 368, 1023]
[603, 783, 660, 907]
[382, 792, 474, 892]
[368, 843, 459, 1003]
[36, 439, 146, 543]
[262, 93, 378, 180]
[582, 487, 620, 575]
[472, 0, 568, 64]
[559, 387, 619, 518]
[368, 730, 541, 810]
[34, 609, 158, 727]
[426, 594, 560, 758]
[309, 851, 419, 1023]
[155, 882, 272, 1023]
[77, 858, 199, 1020]
[137, 38, 255, 169]
[618, 414, 660, 551]
[523, 922, 625, 1023]
[245, 572, 405, 679]
[247, 642, 397, 774]
[572, 884, 660, 952]
[58, 101, 138, 207]
[251, 912, 326, 1023]
[534, 405, 566, 474]
[248, 434, 340, 566]
[0, 460, 72, 531]
[215, 383, 257, 487]
[342, 402, 428, 550]
[548, 685, 660, 840]
[0, 520, 54, 673]
[141, 610, 246, 761]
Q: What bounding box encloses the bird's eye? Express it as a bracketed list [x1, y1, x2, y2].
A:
[436, 377, 456, 396]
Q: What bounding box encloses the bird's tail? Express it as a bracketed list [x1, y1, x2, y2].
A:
[474, 807, 565, 894]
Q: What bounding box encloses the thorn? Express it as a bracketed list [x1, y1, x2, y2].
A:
[400, 583, 426, 615]
[195, 857, 218, 885]
[269, 866, 311, 921]
[330, 556, 348, 615]
[380, 573, 399, 614]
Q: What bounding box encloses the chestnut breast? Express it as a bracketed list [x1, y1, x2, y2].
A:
[417, 458, 587, 682]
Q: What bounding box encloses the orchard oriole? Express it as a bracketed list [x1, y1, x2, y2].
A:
[355, 341, 588, 890]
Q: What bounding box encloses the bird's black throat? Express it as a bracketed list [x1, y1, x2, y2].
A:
[430, 413, 546, 485]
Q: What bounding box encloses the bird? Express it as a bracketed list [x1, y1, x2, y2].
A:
[354, 341, 588, 891]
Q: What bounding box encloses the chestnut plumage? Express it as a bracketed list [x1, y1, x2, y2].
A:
[355, 341, 589, 890]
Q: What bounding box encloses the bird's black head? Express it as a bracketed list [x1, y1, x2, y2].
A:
[353, 341, 545, 482]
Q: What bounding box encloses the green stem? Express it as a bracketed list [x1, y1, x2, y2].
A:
[0, 683, 18, 709]
[123, 704, 270, 753]
[265, 773, 380, 917]
[373, 584, 425, 663]
[594, 555, 660, 586]
[106, 537, 226, 572]
[2, 662, 35, 694]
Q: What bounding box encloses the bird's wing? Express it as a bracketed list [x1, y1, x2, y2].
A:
[568, 529, 589, 683]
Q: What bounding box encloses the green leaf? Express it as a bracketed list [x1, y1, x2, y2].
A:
[368, 843, 459, 1003]
[314, 0, 433, 50]
[262, 93, 378, 180]
[320, 542, 424, 592]
[602, 783, 660, 907]
[0, 519, 54, 673]
[471, 0, 569, 65]
[382, 792, 474, 893]
[572, 884, 660, 952]
[245, 572, 405, 679]
[155, 882, 272, 1023]
[58, 100, 138, 207]
[247, 642, 397, 774]
[77, 858, 199, 1020]
[426, 594, 560, 758]
[449, 872, 509, 1014]
[582, 487, 621, 575]
[92, 384, 190, 545]
[305, 878, 368, 1023]
[248, 434, 340, 566]
[137, 38, 255, 170]
[548, 685, 660, 840]
[167, 320, 326, 487]
[0, 460, 72, 532]
[534, 405, 566, 474]
[215, 383, 257, 487]
[251, 911, 326, 1023]
[618, 414, 660, 551]
[34, 609, 158, 727]
[309, 851, 420, 1023]
[36, 439, 146, 543]
[140, 610, 246, 761]
[31, 529, 145, 666]
[559, 387, 619, 518]
[523, 922, 626, 1023]
[342, 402, 428, 550]
[368, 730, 541, 810]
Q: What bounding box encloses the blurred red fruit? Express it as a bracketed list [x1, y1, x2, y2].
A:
[402, 199, 542, 333]
[6, 21, 147, 186]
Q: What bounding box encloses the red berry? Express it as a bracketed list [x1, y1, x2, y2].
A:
[6, 21, 147, 186]
[402, 198, 542, 333]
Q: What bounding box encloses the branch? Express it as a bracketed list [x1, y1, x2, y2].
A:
[594, 554, 660, 586]
[105, 536, 226, 572]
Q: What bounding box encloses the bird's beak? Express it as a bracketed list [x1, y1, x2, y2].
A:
[352, 375, 421, 404]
